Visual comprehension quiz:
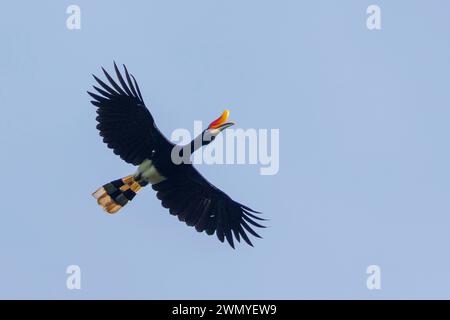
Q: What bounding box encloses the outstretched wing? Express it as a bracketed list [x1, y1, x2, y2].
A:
[152, 166, 265, 248]
[88, 62, 171, 165]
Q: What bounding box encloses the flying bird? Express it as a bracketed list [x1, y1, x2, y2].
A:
[88, 63, 265, 248]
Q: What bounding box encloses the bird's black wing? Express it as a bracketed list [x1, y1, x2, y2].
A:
[88, 63, 171, 165]
[152, 166, 265, 248]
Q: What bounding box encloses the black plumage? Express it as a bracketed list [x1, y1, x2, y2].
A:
[89, 62, 265, 248]
[88, 64, 171, 166]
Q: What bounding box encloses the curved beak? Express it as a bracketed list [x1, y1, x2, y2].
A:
[208, 110, 235, 131]
[217, 121, 235, 131]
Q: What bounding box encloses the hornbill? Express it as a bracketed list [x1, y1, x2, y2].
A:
[88, 63, 265, 248]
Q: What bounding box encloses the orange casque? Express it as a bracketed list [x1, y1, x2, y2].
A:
[208, 110, 230, 129]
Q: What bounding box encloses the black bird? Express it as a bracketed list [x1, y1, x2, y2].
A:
[88, 63, 265, 248]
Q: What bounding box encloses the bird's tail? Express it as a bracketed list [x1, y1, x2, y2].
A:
[92, 175, 147, 214]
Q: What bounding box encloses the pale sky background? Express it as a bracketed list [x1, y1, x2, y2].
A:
[1, 1, 450, 299]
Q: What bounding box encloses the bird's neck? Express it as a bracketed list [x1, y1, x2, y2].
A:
[187, 133, 205, 154]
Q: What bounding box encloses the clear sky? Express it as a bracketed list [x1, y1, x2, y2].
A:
[1, 1, 450, 299]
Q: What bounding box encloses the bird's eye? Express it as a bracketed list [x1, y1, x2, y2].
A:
[210, 136, 215, 141]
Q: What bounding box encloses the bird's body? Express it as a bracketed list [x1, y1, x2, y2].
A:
[89, 63, 265, 248]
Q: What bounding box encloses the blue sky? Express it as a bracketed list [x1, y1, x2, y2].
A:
[1, 1, 450, 299]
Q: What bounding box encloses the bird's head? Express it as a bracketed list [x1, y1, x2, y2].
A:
[202, 109, 235, 145]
